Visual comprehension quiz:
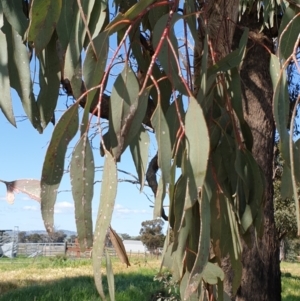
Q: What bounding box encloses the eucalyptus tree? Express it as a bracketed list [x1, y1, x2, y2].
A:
[0, 0, 299, 300]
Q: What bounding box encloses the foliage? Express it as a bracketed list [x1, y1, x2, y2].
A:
[154, 271, 180, 301]
[274, 149, 298, 240]
[0, 0, 300, 299]
[18, 231, 67, 243]
[139, 219, 165, 252]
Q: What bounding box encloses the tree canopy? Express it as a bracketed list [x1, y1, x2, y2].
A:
[0, 0, 300, 300]
[139, 219, 165, 251]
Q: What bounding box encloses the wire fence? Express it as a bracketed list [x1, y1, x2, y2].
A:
[4, 243, 162, 260]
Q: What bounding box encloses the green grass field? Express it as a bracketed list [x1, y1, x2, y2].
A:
[0, 257, 299, 300]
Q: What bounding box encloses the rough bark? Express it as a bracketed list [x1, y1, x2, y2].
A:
[233, 12, 281, 301]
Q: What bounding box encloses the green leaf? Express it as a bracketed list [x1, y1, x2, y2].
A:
[1, 0, 28, 37]
[0, 31, 15, 126]
[185, 186, 211, 299]
[56, 0, 76, 51]
[202, 262, 224, 285]
[3, 20, 42, 132]
[70, 134, 94, 251]
[83, 31, 109, 90]
[154, 177, 165, 218]
[28, 0, 62, 53]
[151, 103, 172, 213]
[105, 249, 115, 301]
[63, 0, 95, 93]
[241, 204, 253, 233]
[37, 32, 61, 128]
[184, 0, 198, 45]
[93, 151, 117, 299]
[207, 27, 249, 77]
[152, 13, 188, 95]
[104, 0, 157, 34]
[278, 5, 300, 62]
[129, 127, 149, 191]
[109, 65, 148, 159]
[81, 30, 109, 134]
[184, 96, 209, 209]
[270, 53, 290, 162]
[41, 103, 79, 233]
[83, 0, 109, 47]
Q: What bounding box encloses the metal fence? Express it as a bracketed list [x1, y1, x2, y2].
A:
[17, 243, 66, 257]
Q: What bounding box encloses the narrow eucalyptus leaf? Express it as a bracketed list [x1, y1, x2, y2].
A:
[28, 0, 62, 53]
[105, 249, 115, 301]
[152, 13, 188, 95]
[3, 21, 42, 132]
[0, 31, 15, 126]
[278, 6, 300, 62]
[109, 226, 130, 267]
[184, 97, 209, 208]
[93, 151, 117, 299]
[37, 32, 61, 128]
[1, 0, 28, 37]
[70, 134, 94, 250]
[185, 186, 211, 299]
[129, 127, 150, 191]
[41, 103, 79, 233]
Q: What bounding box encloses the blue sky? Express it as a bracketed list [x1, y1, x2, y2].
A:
[0, 89, 160, 236]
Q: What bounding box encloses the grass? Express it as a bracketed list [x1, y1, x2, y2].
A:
[0, 255, 165, 301]
[281, 261, 300, 301]
[1, 257, 299, 300]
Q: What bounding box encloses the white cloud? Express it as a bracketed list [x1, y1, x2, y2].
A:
[114, 204, 149, 216]
[54, 201, 74, 214]
[23, 205, 39, 211]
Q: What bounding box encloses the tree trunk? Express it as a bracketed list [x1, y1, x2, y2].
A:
[233, 12, 281, 301]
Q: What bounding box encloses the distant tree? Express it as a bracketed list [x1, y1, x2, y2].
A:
[18, 231, 27, 243]
[50, 231, 67, 243]
[27, 233, 43, 243]
[120, 233, 131, 240]
[140, 219, 165, 251]
[67, 235, 77, 243]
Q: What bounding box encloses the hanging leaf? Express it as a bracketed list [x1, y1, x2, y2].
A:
[185, 186, 211, 299]
[0, 31, 15, 126]
[104, 0, 156, 34]
[109, 65, 148, 159]
[64, 0, 95, 94]
[93, 151, 117, 299]
[129, 127, 150, 191]
[207, 27, 249, 77]
[109, 226, 130, 267]
[37, 32, 61, 128]
[70, 134, 94, 251]
[28, 0, 62, 53]
[0, 179, 41, 204]
[152, 13, 188, 95]
[2, 20, 42, 132]
[56, 0, 76, 51]
[202, 262, 224, 285]
[270, 54, 290, 161]
[151, 103, 172, 212]
[1, 0, 28, 37]
[83, 0, 109, 47]
[81, 30, 109, 134]
[41, 103, 79, 233]
[105, 249, 115, 301]
[278, 5, 300, 62]
[184, 96, 210, 209]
